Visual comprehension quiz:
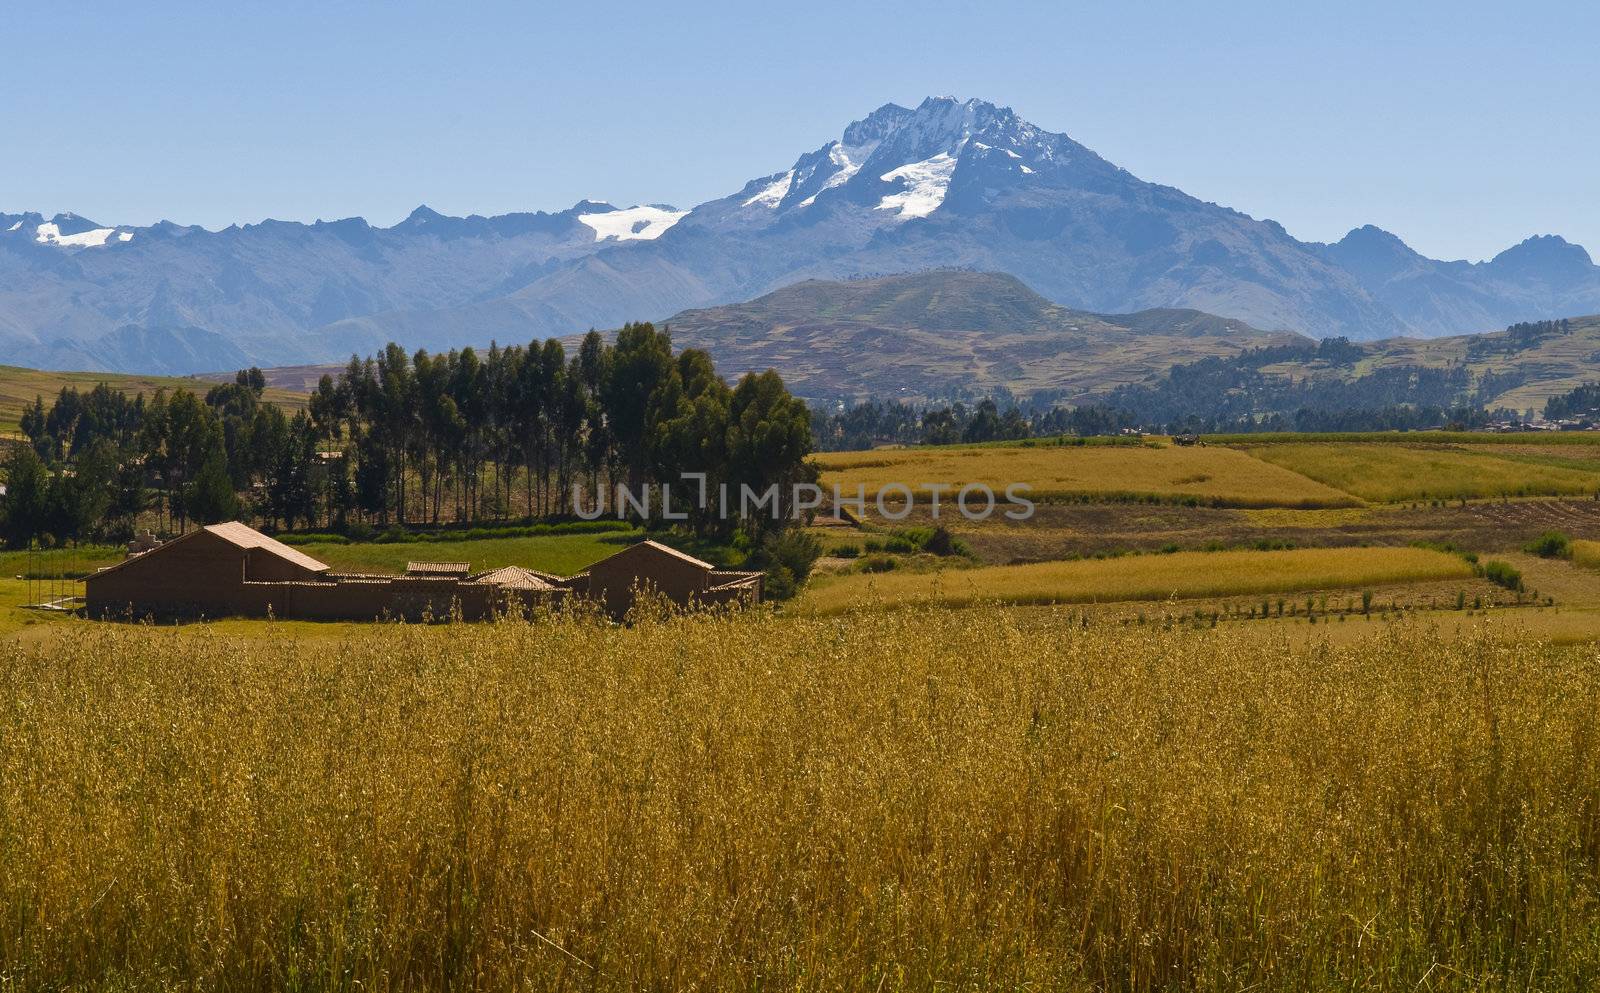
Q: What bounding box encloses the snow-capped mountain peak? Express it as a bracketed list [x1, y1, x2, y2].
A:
[727, 96, 1078, 224]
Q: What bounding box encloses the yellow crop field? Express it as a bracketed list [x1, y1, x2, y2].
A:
[3, 612, 1598, 989]
[1243, 442, 1600, 502]
[1570, 539, 1600, 570]
[812, 442, 1359, 508]
[799, 546, 1473, 614]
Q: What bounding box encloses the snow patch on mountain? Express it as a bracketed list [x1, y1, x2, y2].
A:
[876, 153, 958, 220]
[744, 171, 794, 208]
[35, 222, 128, 248]
[5, 221, 20, 232]
[577, 205, 687, 241]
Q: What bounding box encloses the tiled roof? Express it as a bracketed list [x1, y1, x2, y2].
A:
[89, 521, 331, 580]
[204, 522, 332, 574]
[470, 566, 559, 591]
[406, 561, 471, 576]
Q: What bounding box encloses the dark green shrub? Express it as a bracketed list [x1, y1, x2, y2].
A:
[763, 566, 798, 601]
[923, 526, 956, 557]
[1524, 531, 1571, 559]
[1482, 560, 1523, 592]
[752, 528, 823, 600]
[861, 555, 897, 573]
[834, 543, 861, 559]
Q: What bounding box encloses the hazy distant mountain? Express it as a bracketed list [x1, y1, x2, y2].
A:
[5, 96, 1600, 374]
[654, 270, 1304, 404]
[1314, 227, 1600, 337]
[0, 202, 684, 372]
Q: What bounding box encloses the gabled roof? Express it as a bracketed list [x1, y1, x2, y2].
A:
[205, 522, 331, 574]
[406, 561, 471, 576]
[89, 520, 330, 580]
[470, 565, 560, 591]
[594, 539, 715, 571]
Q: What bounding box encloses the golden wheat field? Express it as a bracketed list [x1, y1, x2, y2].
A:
[799, 546, 1475, 614]
[1242, 442, 1600, 503]
[1570, 539, 1600, 571]
[2, 610, 1599, 991]
[812, 442, 1361, 508]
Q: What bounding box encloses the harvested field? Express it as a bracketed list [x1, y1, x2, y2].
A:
[797, 546, 1474, 614]
[813, 442, 1358, 509]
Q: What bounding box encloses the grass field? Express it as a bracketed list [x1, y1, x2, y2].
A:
[303, 531, 636, 576]
[813, 442, 1360, 508]
[800, 546, 1474, 614]
[1243, 442, 1600, 502]
[4, 610, 1599, 990]
[0, 364, 306, 434]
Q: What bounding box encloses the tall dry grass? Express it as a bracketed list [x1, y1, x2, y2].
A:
[2, 609, 1599, 990]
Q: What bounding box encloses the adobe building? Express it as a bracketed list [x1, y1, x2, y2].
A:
[84, 524, 759, 622]
[566, 539, 763, 618]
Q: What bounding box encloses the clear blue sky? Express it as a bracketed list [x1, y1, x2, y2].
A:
[2, 0, 1593, 262]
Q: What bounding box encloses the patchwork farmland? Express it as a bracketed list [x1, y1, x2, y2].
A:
[10, 429, 1600, 989]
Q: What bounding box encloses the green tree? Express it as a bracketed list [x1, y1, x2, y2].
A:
[43, 441, 114, 543]
[726, 370, 815, 534]
[186, 444, 239, 525]
[653, 349, 732, 533]
[0, 445, 50, 548]
[605, 322, 677, 491]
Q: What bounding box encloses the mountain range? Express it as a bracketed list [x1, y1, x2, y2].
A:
[5, 96, 1600, 375]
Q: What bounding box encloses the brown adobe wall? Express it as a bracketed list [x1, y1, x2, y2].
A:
[584, 554, 714, 618]
[90, 571, 566, 624]
[84, 530, 247, 618]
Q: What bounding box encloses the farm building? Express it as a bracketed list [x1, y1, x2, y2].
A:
[567, 540, 763, 617]
[83, 525, 759, 622]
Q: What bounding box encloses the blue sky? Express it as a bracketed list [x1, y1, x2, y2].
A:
[2, 0, 1593, 262]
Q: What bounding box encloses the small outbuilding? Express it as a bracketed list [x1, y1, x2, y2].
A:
[568, 539, 762, 618]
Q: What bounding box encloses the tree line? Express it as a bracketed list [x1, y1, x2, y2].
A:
[811, 334, 1541, 450]
[0, 323, 815, 550]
